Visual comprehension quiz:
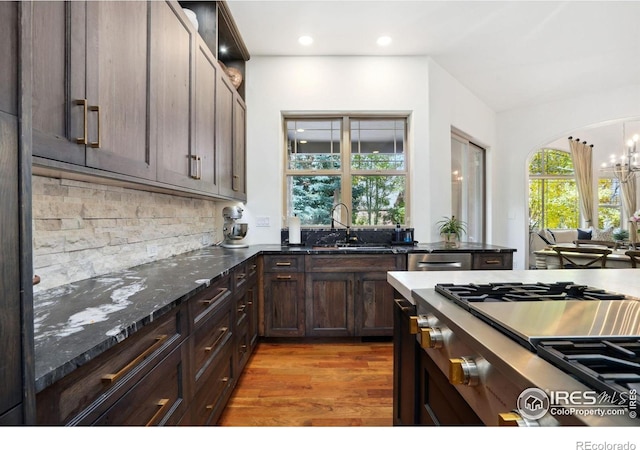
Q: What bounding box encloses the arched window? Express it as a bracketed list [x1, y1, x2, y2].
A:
[529, 148, 622, 231]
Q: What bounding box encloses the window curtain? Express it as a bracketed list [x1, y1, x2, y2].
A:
[617, 170, 637, 220]
[568, 137, 594, 226]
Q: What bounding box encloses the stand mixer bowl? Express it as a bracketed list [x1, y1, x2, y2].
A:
[225, 223, 248, 240]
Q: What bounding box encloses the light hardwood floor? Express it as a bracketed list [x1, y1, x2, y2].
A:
[217, 339, 394, 426]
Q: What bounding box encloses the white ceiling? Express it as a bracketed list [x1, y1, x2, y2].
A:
[226, 0, 640, 151]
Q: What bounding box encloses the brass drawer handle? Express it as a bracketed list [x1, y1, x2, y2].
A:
[484, 259, 502, 265]
[205, 327, 229, 352]
[200, 288, 228, 306]
[276, 275, 292, 280]
[102, 334, 168, 385]
[237, 304, 247, 313]
[236, 273, 247, 280]
[205, 377, 230, 410]
[145, 398, 170, 427]
[275, 262, 291, 266]
[89, 105, 100, 148]
[75, 99, 88, 144]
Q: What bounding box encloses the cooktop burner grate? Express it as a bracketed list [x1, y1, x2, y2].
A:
[536, 339, 640, 407]
[435, 282, 628, 310]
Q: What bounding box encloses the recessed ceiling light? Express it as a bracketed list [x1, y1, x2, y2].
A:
[297, 128, 305, 133]
[299, 140, 308, 144]
[219, 45, 228, 54]
[372, 150, 380, 154]
[377, 36, 392, 46]
[298, 35, 313, 46]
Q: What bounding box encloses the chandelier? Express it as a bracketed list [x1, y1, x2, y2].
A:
[601, 123, 640, 183]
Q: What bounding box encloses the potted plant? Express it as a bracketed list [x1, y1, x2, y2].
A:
[437, 215, 467, 247]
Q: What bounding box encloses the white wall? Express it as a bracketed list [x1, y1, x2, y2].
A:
[243, 56, 496, 247]
[497, 84, 640, 269]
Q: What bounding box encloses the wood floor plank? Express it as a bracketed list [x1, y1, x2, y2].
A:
[217, 340, 393, 426]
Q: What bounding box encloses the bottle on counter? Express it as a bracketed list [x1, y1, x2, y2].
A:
[395, 223, 402, 242]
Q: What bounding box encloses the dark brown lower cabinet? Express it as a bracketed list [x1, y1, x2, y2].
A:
[263, 271, 305, 337]
[392, 297, 418, 425]
[355, 271, 396, 336]
[303, 254, 405, 338]
[306, 272, 353, 336]
[36, 305, 187, 425]
[93, 344, 188, 426]
[182, 345, 234, 426]
[418, 349, 483, 425]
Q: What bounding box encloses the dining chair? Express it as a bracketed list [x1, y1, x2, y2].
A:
[553, 246, 612, 269]
[624, 250, 640, 268]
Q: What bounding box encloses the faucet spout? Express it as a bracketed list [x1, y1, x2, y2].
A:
[330, 202, 350, 230]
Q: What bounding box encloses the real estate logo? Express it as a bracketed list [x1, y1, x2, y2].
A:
[517, 387, 550, 420]
[517, 387, 635, 421]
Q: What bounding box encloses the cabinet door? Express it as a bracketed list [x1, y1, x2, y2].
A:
[0, 113, 22, 424]
[191, 39, 218, 192]
[84, 1, 154, 179]
[232, 95, 246, 199]
[354, 272, 394, 336]
[264, 273, 305, 337]
[0, 1, 18, 116]
[153, 2, 206, 191]
[216, 71, 235, 198]
[32, 1, 86, 165]
[305, 272, 354, 337]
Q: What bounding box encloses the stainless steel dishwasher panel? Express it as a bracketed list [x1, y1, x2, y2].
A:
[407, 252, 472, 271]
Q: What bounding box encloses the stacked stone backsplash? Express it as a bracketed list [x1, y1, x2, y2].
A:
[32, 176, 216, 292]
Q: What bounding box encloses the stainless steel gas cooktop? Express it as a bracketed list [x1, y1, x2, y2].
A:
[411, 280, 640, 426]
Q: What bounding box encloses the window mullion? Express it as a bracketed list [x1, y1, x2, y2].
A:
[342, 116, 352, 214]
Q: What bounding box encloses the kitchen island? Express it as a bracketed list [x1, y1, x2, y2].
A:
[388, 269, 640, 427]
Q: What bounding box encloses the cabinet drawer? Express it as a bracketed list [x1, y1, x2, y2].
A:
[263, 255, 303, 272]
[191, 297, 234, 389]
[472, 252, 513, 270]
[37, 306, 186, 425]
[233, 263, 249, 294]
[235, 318, 251, 373]
[189, 345, 235, 425]
[306, 254, 401, 272]
[189, 275, 231, 330]
[92, 344, 187, 426]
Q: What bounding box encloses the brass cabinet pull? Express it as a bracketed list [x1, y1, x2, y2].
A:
[145, 398, 170, 427]
[276, 275, 292, 280]
[275, 261, 291, 266]
[205, 377, 230, 410]
[88, 105, 101, 148]
[236, 273, 246, 280]
[484, 259, 502, 265]
[237, 304, 246, 313]
[102, 334, 168, 385]
[75, 99, 88, 144]
[204, 327, 228, 352]
[200, 287, 228, 306]
[189, 154, 202, 180]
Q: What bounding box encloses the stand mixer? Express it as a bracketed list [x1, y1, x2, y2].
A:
[221, 206, 249, 248]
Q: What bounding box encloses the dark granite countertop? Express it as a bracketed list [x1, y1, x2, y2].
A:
[33, 241, 515, 392]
